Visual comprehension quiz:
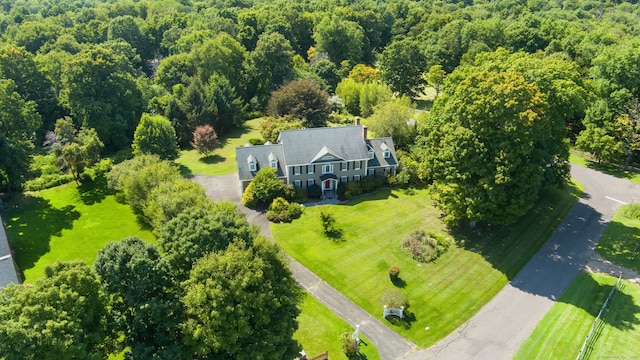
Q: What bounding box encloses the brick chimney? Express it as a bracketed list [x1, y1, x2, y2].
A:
[362, 125, 368, 139]
[355, 116, 360, 126]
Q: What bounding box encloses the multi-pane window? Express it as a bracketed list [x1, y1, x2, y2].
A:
[341, 176, 348, 183]
[354, 161, 361, 170]
[294, 166, 301, 175]
[294, 180, 301, 187]
[322, 164, 333, 174]
[307, 165, 314, 174]
[341, 162, 348, 171]
[354, 175, 360, 181]
[249, 162, 256, 171]
[384, 149, 391, 158]
[307, 179, 314, 187]
[368, 169, 375, 176]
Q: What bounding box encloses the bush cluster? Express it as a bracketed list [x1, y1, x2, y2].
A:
[307, 183, 322, 199]
[622, 203, 640, 219]
[344, 176, 384, 199]
[401, 230, 452, 263]
[266, 197, 303, 223]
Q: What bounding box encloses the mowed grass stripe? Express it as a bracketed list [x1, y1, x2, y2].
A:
[3, 179, 154, 282]
[515, 273, 640, 359]
[273, 183, 580, 347]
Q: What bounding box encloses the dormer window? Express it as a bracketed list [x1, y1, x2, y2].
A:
[368, 148, 375, 159]
[381, 143, 391, 159]
[268, 152, 278, 169]
[247, 154, 257, 172]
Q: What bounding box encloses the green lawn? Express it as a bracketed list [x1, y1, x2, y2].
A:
[272, 183, 581, 348]
[596, 204, 640, 273]
[175, 118, 263, 176]
[1, 177, 154, 282]
[515, 273, 640, 359]
[296, 294, 379, 360]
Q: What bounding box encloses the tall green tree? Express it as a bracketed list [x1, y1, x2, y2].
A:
[181, 238, 303, 359]
[378, 38, 426, 97]
[0, 260, 115, 359]
[245, 32, 295, 108]
[132, 113, 179, 160]
[0, 79, 41, 192]
[94, 237, 182, 359]
[313, 15, 366, 65]
[0, 44, 60, 135]
[417, 70, 561, 225]
[158, 202, 258, 280]
[61, 46, 143, 150]
[367, 97, 416, 151]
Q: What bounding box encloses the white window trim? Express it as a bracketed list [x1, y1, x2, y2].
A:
[354, 175, 360, 181]
[307, 179, 314, 187]
[270, 160, 277, 169]
[341, 162, 348, 171]
[369, 150, 375, 159]
[322, 164, 333, 174]
[294, 166, 301, 175]
[354, 161, 361, 170]
[307, 165, 314, 174]
[384, 150, 391, 159]
[294, 180, 301, 187]
[341, 176, 347, 183]
[368, 169, 375, 176]
[249, 162, 256, 171]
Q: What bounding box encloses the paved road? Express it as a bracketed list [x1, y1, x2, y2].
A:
[194, 165, 640, 360]
[192, 174, 418, 360]
[401, 165, 640, 360]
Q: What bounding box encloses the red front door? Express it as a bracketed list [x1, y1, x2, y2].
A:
[324, 180, 331, 189]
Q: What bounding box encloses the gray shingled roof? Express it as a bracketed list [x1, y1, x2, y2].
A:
[367, 137, 399, 168]
[235, 144, 286, 181]
[0, 216, 20, 288]
[277, 126, 370, 166]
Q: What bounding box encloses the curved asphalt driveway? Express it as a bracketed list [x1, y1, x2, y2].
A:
[400, 164, 640, 360]
[192, 174, 417, 360]
[193, 165, 640, 360]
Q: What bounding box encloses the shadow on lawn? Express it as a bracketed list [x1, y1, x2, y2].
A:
[2, 194, 80, 275]
[583, 160, 637, 181]
[385, 311, 417, 330]
[451, 183, 585, 298]
[77, 175, 115, 205]
[199, 154, 225, 164]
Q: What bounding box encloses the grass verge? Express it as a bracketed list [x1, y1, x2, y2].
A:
[570, 152, 640, 184]
[296, 293, 379, 360]
[272, 183, 581, 348]
[1, 177, 154, 282]
[514, 273, 640, 359]
[596, 204, 640, 273]
[175, 118, 263, 176]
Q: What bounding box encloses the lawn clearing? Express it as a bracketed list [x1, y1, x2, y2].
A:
[175, 118, 263, 176]
[2, 177, 154, 282]
[514, 273, 640, 359]
[295, 293, 379, 360]
[272, 183, 580, 347]
[596, 204, 640, 273]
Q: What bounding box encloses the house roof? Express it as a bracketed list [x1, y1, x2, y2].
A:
[367, 137, 399, 168]
[236, 144, 286, 181]
[277, 126, 369, 166]
[0, 215, 20, 288]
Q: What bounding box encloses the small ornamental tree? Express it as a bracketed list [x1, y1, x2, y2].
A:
[191, 124, 219, 155]
[242, 167, 287, 207]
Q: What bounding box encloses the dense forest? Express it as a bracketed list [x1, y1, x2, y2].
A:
[1, 0, 640, 192]
[1, 0, 640, 357]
